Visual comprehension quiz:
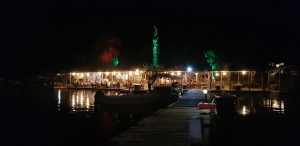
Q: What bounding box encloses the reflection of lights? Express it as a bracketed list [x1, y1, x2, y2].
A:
[215, 72, 220, 77]
[86, 97, 90, 109]
[238, 105, 249, 116]
[242, 71, 246, 75]
[65, 90, 96, 112]
[240, 105, 250, 115]
[222, 71, 227, 76]
[58, 90, 61, 105]
[171, 72, 175, 76]
[177, 71, 181, 76]
[262, 98, 284, 113]
[242, 106, 247, 115]
[115, 92, 118, 96]
[80, 96, 83, 105]
[72, 96, 75, 107]
[272, 100, 279, 108]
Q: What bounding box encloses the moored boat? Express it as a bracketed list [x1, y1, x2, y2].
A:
[94, 86, 180, 108]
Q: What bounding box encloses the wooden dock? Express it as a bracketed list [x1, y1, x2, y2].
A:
[109, 89, 211, 146]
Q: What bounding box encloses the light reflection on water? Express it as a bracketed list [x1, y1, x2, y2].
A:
[236, 93, 285, 116]
[56, 89, 96, 112]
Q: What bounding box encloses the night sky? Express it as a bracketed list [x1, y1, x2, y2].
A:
[2, 0, 300, 78]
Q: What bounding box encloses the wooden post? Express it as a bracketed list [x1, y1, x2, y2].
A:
[209, 71, 212, 89]
[221, 72, 223, 90]
[70, 73, 71, 84]
[261, 72, 264, 91]
[268, 71, 270, 92]
[238, 71, 240, 83]
[278, 71, 281, 92]
[248, 71, 251, 91]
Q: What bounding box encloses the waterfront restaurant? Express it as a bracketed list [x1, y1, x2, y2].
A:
[50, 64, 299, 92]
[52, 68, 288, 91]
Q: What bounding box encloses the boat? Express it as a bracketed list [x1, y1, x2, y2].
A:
[94, 86, 180, 108]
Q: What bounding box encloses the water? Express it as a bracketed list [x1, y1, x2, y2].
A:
[210, 92, 299, 146]
[1, 84, 299, 146]
[1, 86, 157, 146]
[236, 93, 285, 116]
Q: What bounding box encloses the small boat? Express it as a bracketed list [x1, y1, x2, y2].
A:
[94, 86, 180, 107]
[197, 102, 216, 110]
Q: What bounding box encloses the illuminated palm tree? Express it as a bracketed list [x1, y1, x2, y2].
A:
[204, 50, 219, 80]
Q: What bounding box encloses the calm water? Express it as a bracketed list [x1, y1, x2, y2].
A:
[235, 93, 285, 116]
[1, 86, 157, 146]
[210, 92, 299, 146]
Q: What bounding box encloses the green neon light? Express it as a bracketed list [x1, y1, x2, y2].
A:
[112, 57, 119, 66]
[152, 25, 159, 68]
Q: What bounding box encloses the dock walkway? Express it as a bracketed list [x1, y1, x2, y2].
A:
[109, 89, 210, 146]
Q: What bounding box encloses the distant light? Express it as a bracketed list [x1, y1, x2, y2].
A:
[87, 73, 90, 77]
[112, 71, 116, 75]
[215, 72, 220, 77]
[129, 71, 133, 76]
[187, 66, 193, 72]
[276, 62, 284, 68]
[105, 72, 109, 75]
[203, 89, 208, 95]
[222, 71, 227, 76]
[171, 72, 175, 76]
[177, 71, 181, 76]
[242, 71, 246, 75]
[72, 73, 75, 76]
[135, 69, 139, 75]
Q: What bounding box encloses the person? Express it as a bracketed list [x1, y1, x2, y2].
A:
[129, 82, 132, 90]
[116, 82, 120, 88]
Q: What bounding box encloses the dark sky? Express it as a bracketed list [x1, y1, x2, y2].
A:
[1, 0, 300, 78]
